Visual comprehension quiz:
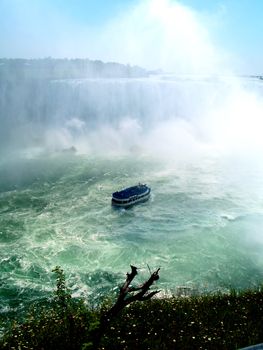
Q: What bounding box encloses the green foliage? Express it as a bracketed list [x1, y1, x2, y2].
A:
[0, 266, 99, 350]
[0, 268, 262, 350]
[101, 288, 263, 349]
[52, 266, 72, 310]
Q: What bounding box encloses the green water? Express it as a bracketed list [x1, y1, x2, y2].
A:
[1, 152, 263, 331]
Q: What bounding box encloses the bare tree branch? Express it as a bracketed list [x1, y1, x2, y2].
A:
[93, 265, 161, 348]
[103, 266, 160, 322]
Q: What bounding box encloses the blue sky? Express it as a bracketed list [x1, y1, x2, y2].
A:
[0, 0, 262, 74]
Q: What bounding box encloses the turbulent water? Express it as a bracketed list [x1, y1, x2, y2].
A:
[1, 74, 263, 332]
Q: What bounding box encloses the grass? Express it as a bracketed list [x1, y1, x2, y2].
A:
[0, 267, 262, 349]
[101, 289, 263, 349]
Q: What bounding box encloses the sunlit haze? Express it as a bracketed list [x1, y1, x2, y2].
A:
[0, 0, 262, 74]
[1, 1, 263, 338]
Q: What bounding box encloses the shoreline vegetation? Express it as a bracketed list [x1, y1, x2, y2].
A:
[0, 266, 262, 349]
[0, 58, 262, 81]
[0, 58, 150, 80]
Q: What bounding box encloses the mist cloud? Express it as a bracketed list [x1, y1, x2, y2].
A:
[1, 0, 263, 161]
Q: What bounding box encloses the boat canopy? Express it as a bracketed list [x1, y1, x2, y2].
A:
[112, 184, 148, 200]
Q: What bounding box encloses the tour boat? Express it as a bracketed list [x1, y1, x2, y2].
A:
[112, 183, 151, 208]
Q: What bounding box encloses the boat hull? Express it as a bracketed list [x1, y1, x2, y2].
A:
[111, 184, 151, 208]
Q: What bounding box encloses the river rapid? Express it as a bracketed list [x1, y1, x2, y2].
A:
[1, 74, 263, 331]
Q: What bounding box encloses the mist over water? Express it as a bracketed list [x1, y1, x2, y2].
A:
[1, 74, 263, 329]
[2, 74, 263, 159]
[1, 0, 263, 334]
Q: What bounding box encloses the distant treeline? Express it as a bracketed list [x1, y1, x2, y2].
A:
[0, 58, 149, 80]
